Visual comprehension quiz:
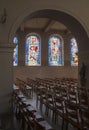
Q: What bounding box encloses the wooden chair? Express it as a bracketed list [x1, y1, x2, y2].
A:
[23, 108, 35, 130]
[34, 119, 54, 130]
[25, 83, 33, 98]
[54, 95, 65, 129]
[65, 101, 82, 130]
[39, 88, 47, 112]
[78, 87, 89, 110]
[45, 92, 55, 121]
[67, 86, 79, 105]
[34, 111, 44, 122]
[34, 120, 45, 130]
[14, 95, 24, 117]
[78, 87, 89, 130]
[36, 86, 42, 108]
[36, 83, 46, 108]
[60, 85, 68, 101]
[80, 109, 89, 130]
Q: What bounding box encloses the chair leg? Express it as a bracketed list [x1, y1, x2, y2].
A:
[61, 119, 64, 130]
[55, 113, 58, 124]
[52, 110, 56, 123]
[27, 125, 32, 130]
[45, 106, 49, 116]
[65, 121, 68, 130]
[21, 117, 25, 130]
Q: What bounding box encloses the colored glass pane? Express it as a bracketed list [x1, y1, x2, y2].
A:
[70, 38, 78, 66]
[48, 35, 63, 66]
[13, 36, 18, 66]
[25, 35, 41, 66]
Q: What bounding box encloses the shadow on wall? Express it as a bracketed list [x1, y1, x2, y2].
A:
[79, 62, 87, 87]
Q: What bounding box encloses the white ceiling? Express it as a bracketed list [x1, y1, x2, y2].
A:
[20, 18, 69, 32]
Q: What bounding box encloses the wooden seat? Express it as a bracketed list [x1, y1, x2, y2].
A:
[14, 94, 24, 117]
[67, 86, 79, 105]
[34, 120, 54, 130]
[25, 84, 33, 98]
[45, 92, 55, 120]
[23, 108, 35, 130]
[34, 111, 44, 122]
[34, 120, 45, 130]
[78, 87, 89, 130]
[80, 109, 89, 130]
[60, 85, 68, 101]
[54, 95, 65, 129]
[36, 86, 42, 108]
[65, 101, 82, 130]
[24, 107, 53, 130]
[39, 88, 47, 112]
[78, 87, 89, 110]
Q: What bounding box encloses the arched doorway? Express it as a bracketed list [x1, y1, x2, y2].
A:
[10, 9, 89, 87]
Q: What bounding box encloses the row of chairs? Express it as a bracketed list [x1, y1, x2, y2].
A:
[15, 78, 33, 98]
[13, 87, 54, 130]
[35, 81, 89, 130]
[15, 77, 89, 130]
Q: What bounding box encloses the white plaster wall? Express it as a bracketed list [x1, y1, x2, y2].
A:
[0, 0, 89, 43]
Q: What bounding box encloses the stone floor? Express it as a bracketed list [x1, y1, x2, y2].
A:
[0, 88, 77, 130]
[12, 92, 77, 130]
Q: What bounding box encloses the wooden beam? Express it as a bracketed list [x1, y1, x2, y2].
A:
[43, 19, 56, 32]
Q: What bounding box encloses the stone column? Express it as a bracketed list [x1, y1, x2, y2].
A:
[0, 43, 15, 130]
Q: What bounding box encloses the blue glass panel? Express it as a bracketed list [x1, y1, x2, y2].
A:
[13, 36, 18, 66]
[25, 35, 41, 66]
[13, 45, 18, 66]
[13, 36, 18, 44]
[48, 36, 63, 66]
[70, 38, 78, 66]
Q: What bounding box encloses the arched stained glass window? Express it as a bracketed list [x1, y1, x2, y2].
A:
[48, 35, 63, 66]
[25, 34, 41, 66]
[70, 38, 78, 66]
[13, 36, 18, 66]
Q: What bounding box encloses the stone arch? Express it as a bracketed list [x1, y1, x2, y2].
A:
[9, 9, 89, 46]
[9, 9, 89, 59]
[9, 9, 89, 85]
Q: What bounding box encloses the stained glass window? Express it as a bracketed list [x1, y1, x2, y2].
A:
[70, 38, 78, 66]
[13, 36, 18, 66]
[48, 35, 63, 66]
[25, 34, 41, 66]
